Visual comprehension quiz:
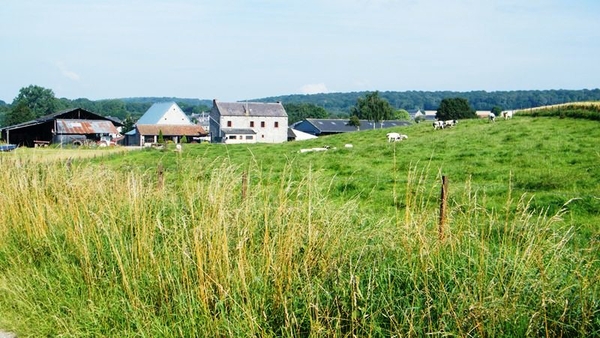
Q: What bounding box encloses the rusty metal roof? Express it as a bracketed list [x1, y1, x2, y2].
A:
[136, 124, 207, 136]
[56, 119, 118, 134]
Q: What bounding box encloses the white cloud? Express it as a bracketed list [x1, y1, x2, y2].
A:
[56, 62, 81, 81]
[300, 83, 328, 94]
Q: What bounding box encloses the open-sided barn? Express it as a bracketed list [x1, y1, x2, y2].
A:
[0, 108, 122, 147]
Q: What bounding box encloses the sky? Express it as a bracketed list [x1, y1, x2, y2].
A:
[1, 0, 599, 103]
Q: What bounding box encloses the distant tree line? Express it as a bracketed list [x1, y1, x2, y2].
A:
[0, 85, 213, 127]
[256, 89, 600, 115]
[2, 85, 600, 128]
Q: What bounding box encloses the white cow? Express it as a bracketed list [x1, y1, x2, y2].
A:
[489, 113, 496, 122]
[387, 132, 400, 142]
[386, 133, 407, 142]
[444, 120, 458, 128]
[433, 121, 445, 130]
[502, 111, 513, 119]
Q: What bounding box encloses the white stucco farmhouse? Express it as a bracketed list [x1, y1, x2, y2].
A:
[209, 100, 288, 144]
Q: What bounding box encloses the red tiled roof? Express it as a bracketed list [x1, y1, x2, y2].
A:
[136, 124, 207, 136]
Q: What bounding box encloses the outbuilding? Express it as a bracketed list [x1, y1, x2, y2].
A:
[0, 108, 122, 147]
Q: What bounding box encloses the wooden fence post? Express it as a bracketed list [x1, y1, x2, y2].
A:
[157, 163, 164, 190]
[439, 175, 448, 240]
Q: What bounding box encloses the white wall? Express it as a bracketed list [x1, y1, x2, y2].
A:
[222, 115, 288, 143]
[157, 104, 191, 125]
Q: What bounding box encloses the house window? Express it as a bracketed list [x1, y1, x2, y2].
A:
[228, 135, 237, 140]
[274, 121, 279, 128]
[261, 121, 265, 128]
[227, 121, 232, 127]
[245, 135, 253, 140]
[250, 121, 254, 127]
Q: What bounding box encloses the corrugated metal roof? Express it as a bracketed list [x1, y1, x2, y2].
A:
[56, 119, 118, 134]
[136, 124, 206, 136]
[137, 102, 191, 124]
[214, 101, 288, 117]
[2, 108, 112, 130]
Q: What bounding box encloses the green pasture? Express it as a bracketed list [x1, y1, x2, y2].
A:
[0, 116, 598, 336]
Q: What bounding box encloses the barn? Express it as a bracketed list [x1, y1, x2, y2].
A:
[124, 102, 207, 146]
[0, 108, 122, 147]
[292, 118, 410, 136]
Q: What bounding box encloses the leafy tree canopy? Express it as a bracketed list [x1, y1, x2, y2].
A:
[436, 97, 477, 120]
[121, 116, 135, 134]
[491, 106, 503, 115]
[4, 101, 35, 126]
[393, 109, 411, 120]
[350, 91, 394, 124]
[348, 115, 361, 128]
[12, 85, 58, 118]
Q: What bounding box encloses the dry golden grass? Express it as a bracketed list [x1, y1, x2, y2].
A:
[0, 146, 139, 162]
[521, 101, 600, 111]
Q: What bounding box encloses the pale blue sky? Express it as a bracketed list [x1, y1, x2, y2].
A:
[1, 0, 598, 103]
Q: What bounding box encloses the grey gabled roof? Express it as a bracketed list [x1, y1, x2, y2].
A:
[214, 101, 287, 118]
[303, 119, 410, 133]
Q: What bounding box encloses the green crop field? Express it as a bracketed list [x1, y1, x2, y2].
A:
[0, 115, 598, 336]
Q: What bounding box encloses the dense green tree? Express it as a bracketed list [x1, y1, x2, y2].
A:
[491, 106, 503, 115]
[283, 103, 328, 124]
[350, 91, 394, 127]
[12, 85, 58, 118]
[392, 109, 411, 120]
[436, 97, 477, 120]
[4, 101, 35, 126]
[158, 130, 165, 144]
[348, 115, 361, 129]
[121, 116, 135, 134]
[99, 99, 127, 119]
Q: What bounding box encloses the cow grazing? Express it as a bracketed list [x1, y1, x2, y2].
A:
[433, 121, 445, 130]
[489, 113, 496, 122]
[502, 111, 513, 119]
[299, 146, 331, 153]
[387, 132, 400, 142]
[444, 120, 458, 128]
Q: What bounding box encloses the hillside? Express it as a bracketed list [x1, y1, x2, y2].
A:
[102, 116, 600, 233]
[1, 115, 598, 336]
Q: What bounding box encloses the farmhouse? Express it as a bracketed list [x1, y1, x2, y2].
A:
[209, 100, 288, 144]
[125, 102, 207, 146]
[0, 108, 122, 147]
[292, 118, 410, 136]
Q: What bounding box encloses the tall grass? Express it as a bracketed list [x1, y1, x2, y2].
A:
[0, 153, 597, 336]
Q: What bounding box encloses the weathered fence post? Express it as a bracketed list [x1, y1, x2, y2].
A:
[157, 163, 164, 190]
[439, 175, 448, 240]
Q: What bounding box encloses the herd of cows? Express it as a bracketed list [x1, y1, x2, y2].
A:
[301, 111, 516, 149]
[385, 110, 515, 143]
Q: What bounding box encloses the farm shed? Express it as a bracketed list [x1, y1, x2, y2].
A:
[125, 102, 207, 146]
[288, 128, 318, 141]
[210, 100, 288, 144]
[0, 108, 122, 147]
[292, 118, 411, 136]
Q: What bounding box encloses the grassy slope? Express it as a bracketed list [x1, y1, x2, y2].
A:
[103, 116, 599, 233]
[0, 116, 598, 336]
